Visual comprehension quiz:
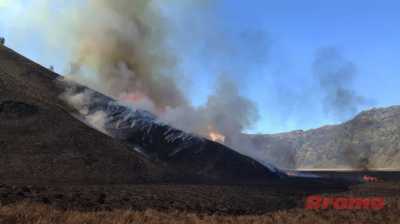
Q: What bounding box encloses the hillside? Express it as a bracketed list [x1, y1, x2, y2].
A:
[61, 74, 282, 184]
[0, 45, 280, 184]
[249, 106, 400, 169]
[0, 45, 170, 184]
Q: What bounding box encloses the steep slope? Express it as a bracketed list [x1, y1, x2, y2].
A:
[248, 106, 400, 169]
[0, 45, 281, 184]
[0, 45, 166, 184]
[64, 83, 282, 184]
[104, 105, 282, 183]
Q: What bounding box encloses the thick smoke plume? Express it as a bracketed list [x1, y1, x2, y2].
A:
[54, 0, 261, 157]
[67, 0, 186, 110]
[159, 77, 259, 150]
[313, 48, 369, 120]
[5, 1, 384, 170]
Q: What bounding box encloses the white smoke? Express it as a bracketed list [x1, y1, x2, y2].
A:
[60, 80, 109, 134]
[85, 111, 108, 134]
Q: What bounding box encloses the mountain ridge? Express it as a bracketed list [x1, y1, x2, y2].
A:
[247, 105, 400, 169]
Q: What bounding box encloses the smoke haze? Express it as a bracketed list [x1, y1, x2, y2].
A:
[313, 47, 370, 120]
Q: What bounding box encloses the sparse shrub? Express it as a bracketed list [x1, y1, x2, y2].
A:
[0, 37, 5, 45]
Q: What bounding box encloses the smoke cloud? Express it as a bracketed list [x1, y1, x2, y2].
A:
[66, 0, 186, 110]
[159, 76, 259, 148]
[60, 85, 108, 134]
[43, 0, 263, 157]
[4, 1, 386, 170]
[313, 47, 369, 120]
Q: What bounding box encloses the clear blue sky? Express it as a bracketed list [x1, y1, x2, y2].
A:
[1, 0, 400, 133]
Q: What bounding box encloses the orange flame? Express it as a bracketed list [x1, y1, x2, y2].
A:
[209, 131, 226, 143]
[119, 92, 166, 114]
[207, 125, 225, 143]
[363, 175, 378, 182]
[119, 94, 226, 143]
[119, 92, 145, 103]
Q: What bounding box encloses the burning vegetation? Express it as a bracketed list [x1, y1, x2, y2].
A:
[14, 0, 394, 171]
[207, 125, 226, 143]
[363, 175, 379, 183]
[54, 0, 260, 155]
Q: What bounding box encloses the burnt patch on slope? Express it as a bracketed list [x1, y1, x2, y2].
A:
[80, 98, 284, 184]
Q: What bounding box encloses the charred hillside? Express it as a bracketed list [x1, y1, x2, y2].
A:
[62, 81, 282, 184]
[0, 45, 280, 184]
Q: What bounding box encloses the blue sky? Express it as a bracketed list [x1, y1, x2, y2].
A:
[1, 0, 400, 133]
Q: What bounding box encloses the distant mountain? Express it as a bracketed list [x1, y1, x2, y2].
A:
[0, 45, 281, 184]
[247, 106, 400, 170]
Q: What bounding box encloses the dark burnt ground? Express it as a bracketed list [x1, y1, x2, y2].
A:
[0, 181, 346, 215]
[0, 172, 356, 215]
[0, 175, 398, 215]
